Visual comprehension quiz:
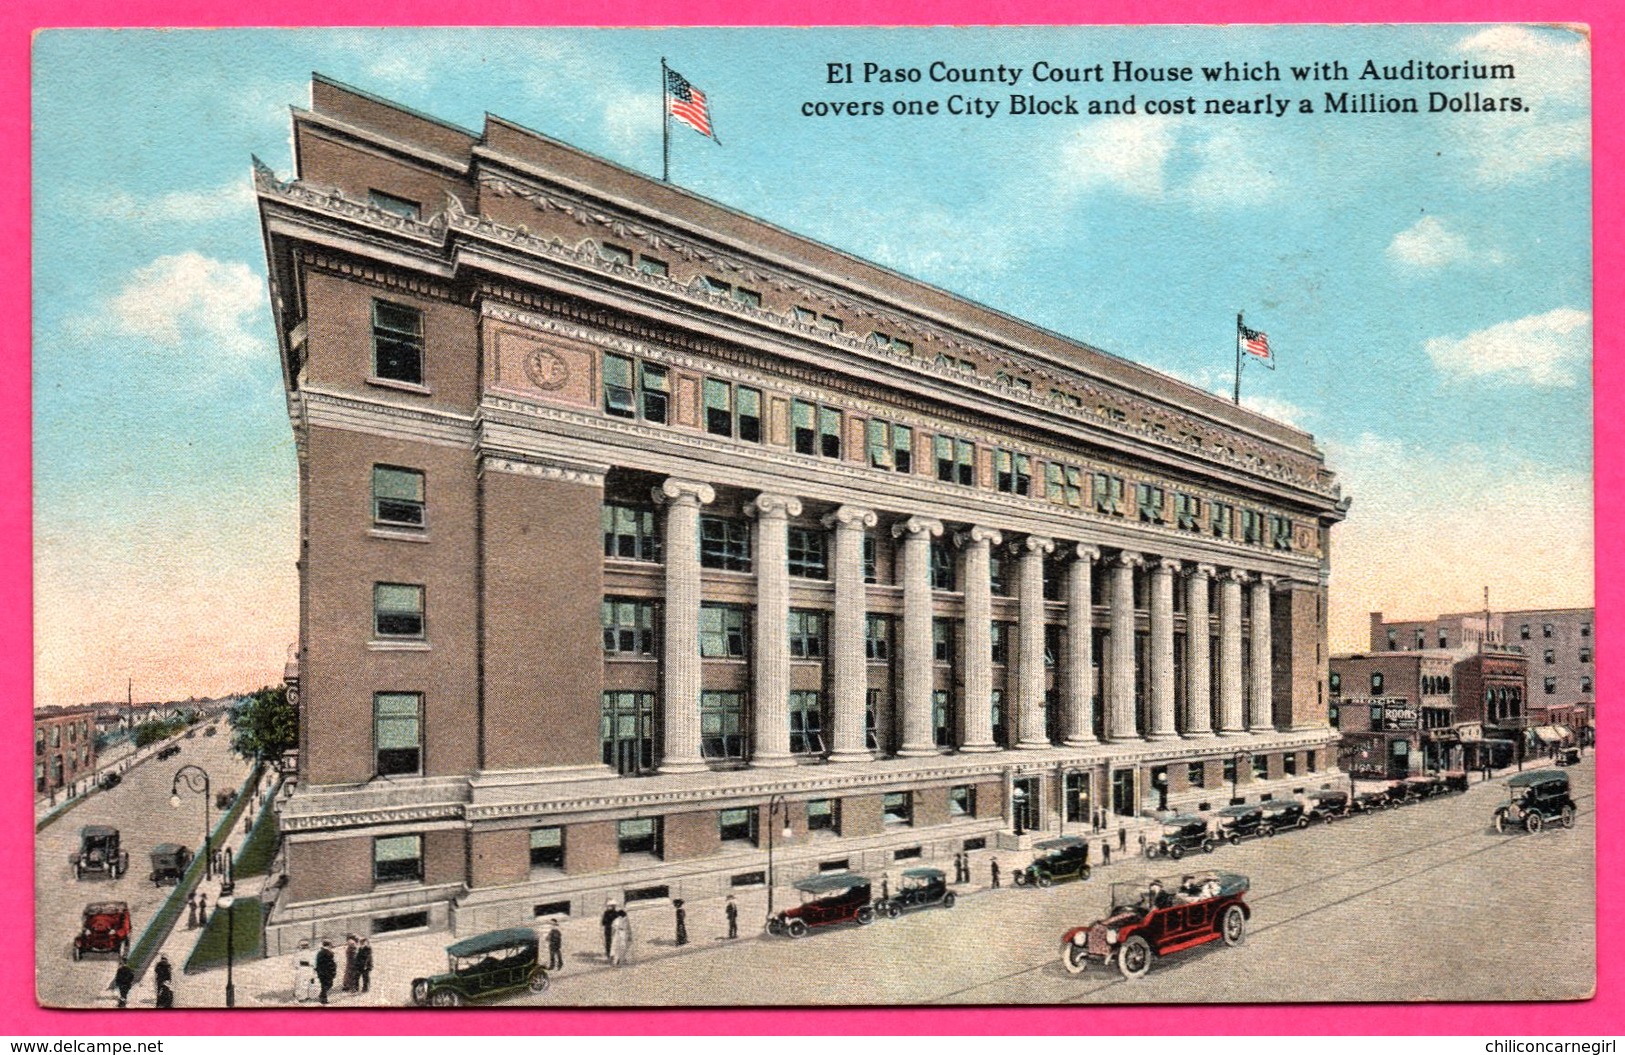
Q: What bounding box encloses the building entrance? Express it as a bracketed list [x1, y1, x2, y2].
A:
[1111, 768, 1137, 817]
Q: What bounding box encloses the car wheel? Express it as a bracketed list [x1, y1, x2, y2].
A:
[1264, 825, 1276, 838]
[1228, 834, 1240, 847]
[1062, 943, 1089, 976]
[942, 892, 956, 909]
[527, 968, 549, 994]
[120, 939, 129, 957]
[1493, 810, 1510, 835]
[787, 919, 808, 938]
[856, 907, 874, 925]
[766, 918, 783, 936]
[1220, 905, 1246, 946]
[1013, 871, 1028, 887]
[1296, 817, 1309, 830]
[1201, 839, 1214, 854]
[428, 989, 461, 1008]
[411, 980, 429, 1005]
[74, 864, 82, 880]
[1080, 865, 1092, 881]
[1037, 874, 1054, 889]
[1117, 935, 1153, 979]
[885, 903, 901, 920]
[1561, 806, 1577, 829]
[1168, 845, 1184, 861]
[1525, 812, 1544, 834]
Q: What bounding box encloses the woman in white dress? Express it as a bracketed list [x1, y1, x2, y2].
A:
[609, 912, 631, 965]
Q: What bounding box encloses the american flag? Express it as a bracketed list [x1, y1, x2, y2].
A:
[666, 67, 715, 140]
[1238, 322, 1272, 361]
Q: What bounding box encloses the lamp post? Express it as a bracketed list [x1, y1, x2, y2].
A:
[763, 794, 792, 920]
[217, 882, 236, 1008]
[1155, 769, 1170, 813]
[1012, 782, 1027, 837]
[170, 764, 213, 880]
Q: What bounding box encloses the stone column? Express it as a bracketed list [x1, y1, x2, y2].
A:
[1147, 557, 1179, 740]
[1063, 544, 1099, 746]
[1106, 551, 1143, 742]
[1216, 569, 1247, 736]
[957, 526, 1003, 752]
[1250, 575, 1276, 733]
[1014, 535, 1056, 748]
[654, 478, 715, 773]
[824, 505, 877, 761]
[747, 494, 801, 767]
[1184, 564, 1215, 737]
[892, 515, 943, 756]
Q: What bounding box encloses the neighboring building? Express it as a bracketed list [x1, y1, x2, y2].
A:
[255, 76, 1350, 944]
[34, 707, 98, 796]
[1328, 652, 1457, 778]
[1452, 650, 1530, 769]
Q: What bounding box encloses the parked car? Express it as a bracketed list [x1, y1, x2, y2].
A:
[1402, 775, 1450, 800]
[215, 790, 237, 810]
[1060, 872, 1251, 979]
[1493, 769, 1577, 834]
[148, 843, 193, 887]
[875, 867, 955, 918]
[768, 874, 874, 937]
[98, 772, 122, 791]
[1349, 790, 1391, 814]
[1440, 770, 1471, 792]
[204, 726, 218, 736]
[1305, 790, 1350, 824]
[1013, 836, 1093, 887]
[69, 825, 128, 880]
[1555, 746, 1582, 767]
[184, 729, 196, 739]
[1383, 781, 1423, 807]
[1257, 799, 1309, 832]
[1213, 804, 1269, 844]
[156, 744, 181, 761]
[72, 901, 131, 960]
[1144, 815, 1215, 860]
[409, 928, 549, 1006]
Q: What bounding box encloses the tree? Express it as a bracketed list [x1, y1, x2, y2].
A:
[230, 685, 298, 764]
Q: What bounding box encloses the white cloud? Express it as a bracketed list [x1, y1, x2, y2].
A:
[1387, 216, 1471, 269]
[1451, 25, 1590, 183]
[1057, 116, 1179, 198]
[603, 92, 663, 152]
[91, 179, 256, 225]
[104, 252, 268, 359]
[1056, 117, 1284, 208]
[1425, 307, 1591, 386]
[1183, 128, 1281, 207]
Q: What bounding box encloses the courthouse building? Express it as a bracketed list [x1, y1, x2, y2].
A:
[255, 76, 1350, 943]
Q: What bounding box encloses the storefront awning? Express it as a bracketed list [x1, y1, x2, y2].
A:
[1531, 726, 1567, 743]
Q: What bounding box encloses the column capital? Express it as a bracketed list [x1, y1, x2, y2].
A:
[1071, 542, 1101, 562]
[1110, 550, 1144, 569]
[955, 525, 1004, 549]
[654, 478, 715, 508]
[891, 515, 944, 540]
[1150, 556, 1182, 575]
[1219, 567, 1252, 584]
[1010, 534, 1056, 557]
[822, 505, 878, 531]
[1188, 563, 1217, 579]
[1254, 573, 1282, 590]
[747, 493, 803, 520]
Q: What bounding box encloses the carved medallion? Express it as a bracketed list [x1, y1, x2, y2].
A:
[523, 347, 570, 391]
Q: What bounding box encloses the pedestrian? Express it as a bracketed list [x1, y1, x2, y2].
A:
[610, 911, 630, 966]
[315, 940, 337, 1005]
[197, 891, 209, 926]
[155, 981, 174, 1009]
[186, 893, 198, 930]
[341, 934, 360, 992]
[153, 954, 172, 1000]
[546, 920, 564, 969]
[1138, 831, 1147, 856]
[1094, 808, 1104, 833]
[1118, 825, 1127, 852]
[674, 899, 688, 946]
[113, 958, 135, 1008]
[1103, 840, 1112, 865]
[356, 937, 374, 993]
[724, 895, 738, 939]
[601, 900, 618, 960]
[989, 858, 1001, 889]
[881, 873, 890, 901]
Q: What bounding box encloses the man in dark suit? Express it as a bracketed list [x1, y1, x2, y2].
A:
[315, 940, 337, 1005]
[724, 896, 738, 939]
[546, 920, 564, 970]
[601, 901, 618, 960]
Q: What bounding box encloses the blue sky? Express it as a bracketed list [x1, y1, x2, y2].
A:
[31, 26, 1592, 704]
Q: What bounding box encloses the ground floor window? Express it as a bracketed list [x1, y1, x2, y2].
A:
[373, 834, 423, 884]
[1188, 761, 1205, 788]
[371, 911, 429, 935]
[1252, 755, 1269, 780]
[1307, 750, 1318, 771]
[807, 798, 838, 832]
[602, 692, 656, 775]
[718, 808, 757, 845]
[883, 791, 912, 825]
[1284, 753, 1298, 776]
[948, 784, 976, 817]
[618, 817, 663, 858]
[701, 692, 747, 760]
[1064, 772, 1089, 823]
[530, 826, 564, 870]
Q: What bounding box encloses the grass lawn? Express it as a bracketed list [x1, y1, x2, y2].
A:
[233, 787, 281, 878]
[185, 896, 263, 973]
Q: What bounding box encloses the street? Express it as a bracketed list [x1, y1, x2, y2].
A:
[34, 721, 253, 1008]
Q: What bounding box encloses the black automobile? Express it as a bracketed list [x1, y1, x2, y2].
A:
[875, 867, 956, 917]
[69, 825, 128, 879]
[1213, 805, 1269, 844]
[1305, 791, 1349, 823]
[1144, 815, 1215, 860]
[1349, 790, 1391, 814]
[410, 928, 549, 1006]
[156, 744, 181, 761]
[98, 772, 122, 791]
[1556, 747, 1582, 767]
[1257, 799, 1308, 833]
[1383, 781, 1423, 807]
[1013, 836, 1093, 887]
[1493, 769, 1577, 834]
[148, 843, 192, 887]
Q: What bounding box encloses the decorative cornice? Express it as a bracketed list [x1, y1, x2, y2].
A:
[480, 453, 605, 486]
[255, 158, 450, 245]
[280, 802, 463, 834]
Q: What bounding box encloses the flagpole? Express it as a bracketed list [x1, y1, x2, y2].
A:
[661, 57, 670, 183]
[1234, 312, 1243, 405]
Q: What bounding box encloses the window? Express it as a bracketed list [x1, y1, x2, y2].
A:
[872, 331, 916, 356]
[371, 300, 424, 385]
[792, 400, 817, 455]
[373, 834, 423, 884]
[1051, 388, 1083, 408]
[797, 307, 844, 332]
[1581, 676, 1593, 693]
[1370, 672, 1384, 694]
[700, 275, 732, 295]
[934, 352, 974, 373]
[1252, 755, 1269, 780]
[1047, 463, 1083, 508]
[989, 553, 1008, 596]
[1544, 649, 1555, 665]
[372, 466, 425, 527]
[995, 449, 1032, 496]
[1239, 509, 1263, 544]
[1329, 671, 1342, 695]
[807, 798, 837, 832]
[600, 356, 670, 423]
[1307, 750, 1318, 772]
[1044, 623, 1062, 667]
[374, 583, 425, 638]
[601, 691, 656, 774]
[865, 690, 881, 751]
[948, 785, 976, 816]
[602, 600, 657, 656]
[617, 818, 662, 857]
[1269, 515, 1294, 551]
[368, 189, 421, 219]
[1387, 629, 1398, 650]
[699, 605, 749, 659]
[1175, 493, 1200, 531]
[733, 287, 763, 309]
[1210, 501, 1233, 539]
[930, 538, 957, 591]
[862, 534, 880, 584]
[787, 527, 828, 579]
[990, 622, 1011, 665]
[867, 419, 913, 473]
[790, 691, 825, 754]
[704, 378, 758, 438]
[788, 610, 825, 659]
[699, 517, 751, 571]
[599, 243, 634, 266]
[1223, 758, 1237, 783]
[932, 690, 953, 747]
[883, 791, 913, 825]
[602, 353, 636, 419]
[933, 619, 954, 664]
[734, 386, 765, 442]
[1416, 630, 1426, 650]
[864, 615, 891, 661]
[701, 692, 747, 759]
[638, 255, 669, 277]
[718, 808, 757, 844]
[1137, 483, 1165, 523]
[1370, 705, 1383, 725]
[1520, 623, 1531, 640]
[530, 827, 564, 870]
[373, 693, 421, 776]
[1187, 762, 1205, 788]
[1544, 623, 1555, 638]
[1544, 677, 1557, 695]
[1093, 473, 1124, 515]
[602, 505, 660, 562]
[935, 436, 975, 486]
[1284, 753, 1298, 776]
[1580, 647, 1593, 663]
[1438, 631, 1448, 648]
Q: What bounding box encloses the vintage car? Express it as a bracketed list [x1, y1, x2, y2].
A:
[148, 843, 193, 887]
[1349, 790, 1392, 814]
[1556, 746, 1582, 767]
[1257, 799, 1309, 832]
[1305, 790, 1350, 823]
[1060, 872, 1251, 979]
[156, 744, 181, 761]
[204, 726, 218, 736]
[215, 790, 237, 810]
[1383, 780, 1424, 807]
[70, 825, 129, 879]
[1493, 769, 1578, 834]
[768, 874, 874, 937]
[875, 867, 956, 917]
[1213, 805, 1270, 844]
[410, 927, 549, 1006]
[1441, 770, 1471, 792]
[1013, 836, 1093, 887]
[72, 901, 131, 960]
[1143, 815, 1214, 860]
[1403, 774, 1452, 800]
[98, 772, 121, 791]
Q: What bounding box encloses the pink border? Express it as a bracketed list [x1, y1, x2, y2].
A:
[7, 0, 1615, 1036]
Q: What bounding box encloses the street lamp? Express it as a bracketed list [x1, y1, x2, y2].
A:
[763, 794, 793, 919]
[170, 764, 213, 880]
[217, 882, 236, 1008]
[1012, 783, 1028, 837]
[1155, 769, 1170, 813]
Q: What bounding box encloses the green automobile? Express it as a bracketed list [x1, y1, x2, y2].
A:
[410, 928, 550, 1006]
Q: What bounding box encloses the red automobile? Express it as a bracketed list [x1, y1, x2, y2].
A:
[73, 901, 131, 960]
[1060, 873, 1251, 979]
[766, 874, 874, 937]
